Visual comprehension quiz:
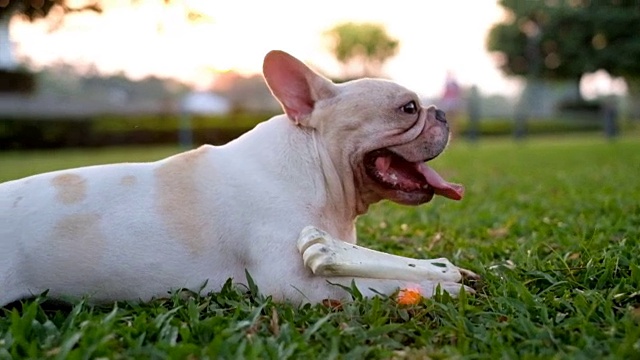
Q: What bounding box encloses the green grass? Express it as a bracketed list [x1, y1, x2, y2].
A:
[1, 136, 640, 359]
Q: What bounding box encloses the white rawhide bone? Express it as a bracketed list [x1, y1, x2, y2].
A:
[297, 226, 464, 283]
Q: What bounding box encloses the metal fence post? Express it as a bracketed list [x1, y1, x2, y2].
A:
[603, 100, 619, 139]
[467, 85, 480, 142]
[179, 112, 193, 149]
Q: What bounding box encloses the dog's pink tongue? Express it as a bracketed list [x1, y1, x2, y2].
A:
[417, 163, 464, 200]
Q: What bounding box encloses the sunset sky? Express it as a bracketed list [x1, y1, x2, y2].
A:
[10, 0, 620, 98]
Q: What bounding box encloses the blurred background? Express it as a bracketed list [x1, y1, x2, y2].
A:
[0, 0, 638, 150]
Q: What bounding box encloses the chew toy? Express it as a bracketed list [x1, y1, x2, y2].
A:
[397, 287, 422, 305]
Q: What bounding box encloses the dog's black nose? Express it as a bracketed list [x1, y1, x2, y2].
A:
[435, 109, 447, 123]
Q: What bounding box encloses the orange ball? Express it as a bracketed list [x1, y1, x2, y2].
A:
[397, 287, 422, 305]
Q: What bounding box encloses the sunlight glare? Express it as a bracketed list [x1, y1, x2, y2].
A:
[11, 0, 514, 96]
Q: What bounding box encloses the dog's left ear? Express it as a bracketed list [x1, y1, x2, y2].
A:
[263, 50, 337, 127]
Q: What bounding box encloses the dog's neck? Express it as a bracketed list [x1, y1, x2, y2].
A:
[228, 115, 359, 242]
[308, 128, 360, 239]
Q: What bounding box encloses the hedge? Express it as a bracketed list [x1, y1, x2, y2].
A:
[0, 113, 274, 150]
[0, 113, 617, 150]
[457, 117, 604, 138]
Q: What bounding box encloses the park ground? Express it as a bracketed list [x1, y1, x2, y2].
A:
[0, 134, 639, 359]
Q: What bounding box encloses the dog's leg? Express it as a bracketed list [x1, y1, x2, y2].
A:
[298, 226, 479, 286]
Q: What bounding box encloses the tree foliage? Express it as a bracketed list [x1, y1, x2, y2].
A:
[324, 22, 399, 78]
[0, 0, 101, 22]
[487, 0, 640, 82]
[0, 1, 206, 26]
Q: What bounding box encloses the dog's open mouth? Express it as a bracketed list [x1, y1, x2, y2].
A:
[364, 149, 464, 201]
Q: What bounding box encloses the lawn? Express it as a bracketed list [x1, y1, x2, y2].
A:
[1, 136, 639, 359]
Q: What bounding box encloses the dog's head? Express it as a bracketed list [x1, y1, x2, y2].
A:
[263, 50, 463, 210]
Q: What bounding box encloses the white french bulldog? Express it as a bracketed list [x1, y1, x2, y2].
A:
[0, 51, 477, 307]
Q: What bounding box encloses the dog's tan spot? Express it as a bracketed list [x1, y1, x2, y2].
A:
[154, 147, 208, 254]
[53, 213, 104, 247]
[120, 175, 137, 186]
[51, 173, 87, 205]
[51, 213, 105, 273]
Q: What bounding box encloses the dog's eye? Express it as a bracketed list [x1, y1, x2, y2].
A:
[401, 101, 418, 115]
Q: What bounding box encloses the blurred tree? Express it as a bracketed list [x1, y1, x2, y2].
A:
[0, 0, 209, 69]
[325, 22, 399, 79]
[0, 0, 208, 95]
[590, 2, 640, 119]
[487, 0, 640, 104]
[0, 0, 101, 70]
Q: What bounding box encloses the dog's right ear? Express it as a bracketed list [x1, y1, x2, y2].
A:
[263, 50, 337, 127]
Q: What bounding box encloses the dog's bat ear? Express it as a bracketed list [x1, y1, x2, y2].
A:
[263, 50, 337, 127]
